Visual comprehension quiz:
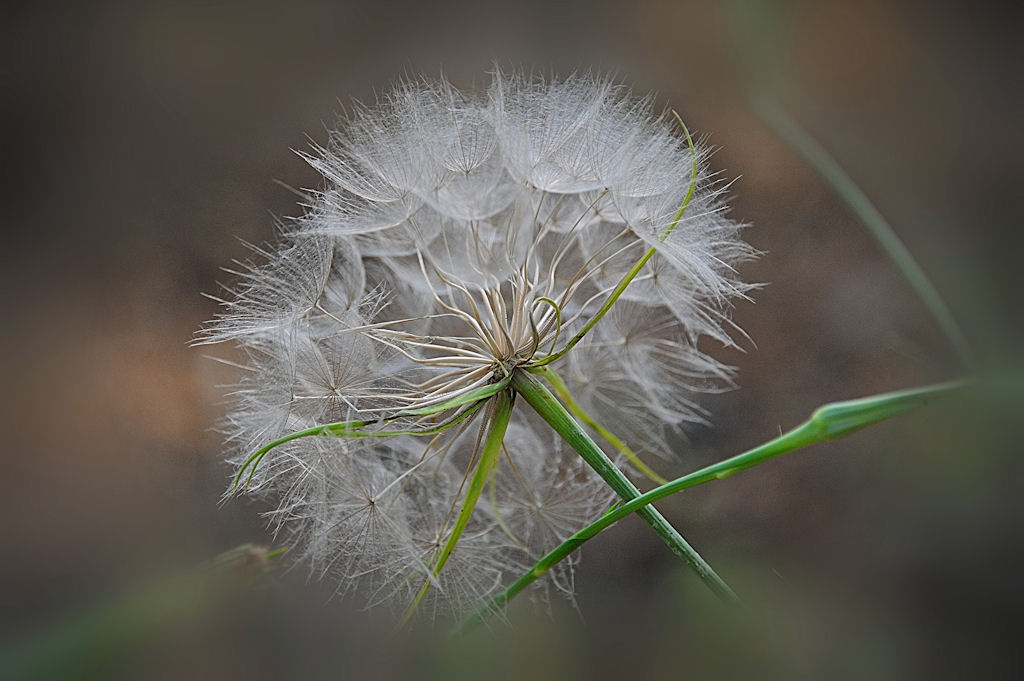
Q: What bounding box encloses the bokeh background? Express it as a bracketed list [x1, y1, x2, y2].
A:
[4, 0, 1022, 678]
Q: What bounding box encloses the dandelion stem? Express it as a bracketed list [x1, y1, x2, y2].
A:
[531, 365, 668, 485]
[754, 100, 973, 366]
[457, 377, 967, 632]
[510, 369, 740, 604]
[397, 390, 514, 630]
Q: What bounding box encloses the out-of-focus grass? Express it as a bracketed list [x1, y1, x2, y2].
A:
[0, 545, 285, 680]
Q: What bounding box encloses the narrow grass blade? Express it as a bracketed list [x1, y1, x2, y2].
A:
[755, 100, 973, 365]
[396, 390, 513, 630]
[458, 378, 966, 632]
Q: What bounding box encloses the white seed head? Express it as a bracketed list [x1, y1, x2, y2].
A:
[199, 69, 754, 621]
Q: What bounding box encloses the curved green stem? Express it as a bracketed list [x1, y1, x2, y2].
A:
[457, 378, 966, 632]
[534, 113, 698, 367]
[510, 369, 739, 604]
[234, 376, 512, 491]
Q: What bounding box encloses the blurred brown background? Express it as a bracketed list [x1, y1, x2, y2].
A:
[3, 0, 1022, 678]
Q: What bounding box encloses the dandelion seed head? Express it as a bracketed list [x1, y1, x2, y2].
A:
[200, 69, 754, 621]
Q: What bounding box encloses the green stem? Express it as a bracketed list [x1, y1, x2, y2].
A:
[754, 100, 973, 366]
[397, 390, 513, 630]
[532, 365, 668, 485]
[457, 378, 966, 632]
[534, 113, 698, 367]
[510, 369, 739, 604]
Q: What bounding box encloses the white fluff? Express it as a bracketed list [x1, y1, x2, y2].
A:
[199, 70, 754, 622]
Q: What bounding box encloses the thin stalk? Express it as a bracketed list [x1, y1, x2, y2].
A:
[755, 100, 973, 366]
[397, 390, 513, 630]
[510, 369, 739, 604]
[532, 365, 668, 484]
[457, 378, 966, 632]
